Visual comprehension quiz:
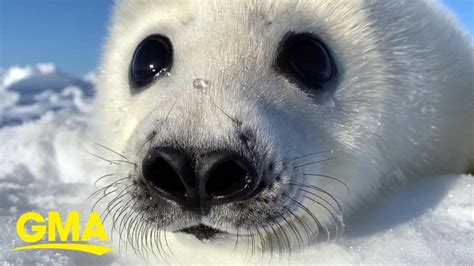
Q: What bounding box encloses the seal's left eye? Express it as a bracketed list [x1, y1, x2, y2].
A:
[130, 35, 173, 88]
[276, 33, 336, 91]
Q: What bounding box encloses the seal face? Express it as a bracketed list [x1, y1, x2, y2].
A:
[95, 0, 474, 257]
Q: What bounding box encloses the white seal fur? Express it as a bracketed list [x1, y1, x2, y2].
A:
[95, 0, 473, 263]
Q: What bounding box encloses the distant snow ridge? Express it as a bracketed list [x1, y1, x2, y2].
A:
[1, 63, 58, 89]
[0, 64, 95, 126]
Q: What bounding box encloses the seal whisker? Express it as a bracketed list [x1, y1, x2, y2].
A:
[88, 151, 120, 165]
[161, 229, 172, 262]
[112, 199, 129, 255]
[92, 141, 129, 159]
[230, 226, 240, 255]
[141, 219, 153, 256]
[293, 157, 339, 169]
[270, 204, 296, 254]
[249, 225, 256, 260]
[87, 176, 130, 202]
[163, 227, 177, 262]
[275, 218, 292, 253]
[140, 98, 178, 157]
[268, 220, 284, 257]
[282, 193, 322, 241]
[129, 212, 145, 258]
[303, 173, 351, 194]
[287, 182, 344, 239]
[144, 222, 153, 255]
[266, 185, 304, 251]
[134, 216, 148, 259]
[252, 223, 266, 262]
[119, 198, 141, 239]
[104, 196, 131, 244]
[241, 225, 251, 260]
[290, 183, 343, 215]
[138, 130, 156, 154]
[94, 173, 116, 188]
[208, 96, 240, 125]
[113, 160, 137, 166]
[153, 227, 167, 262]
[88, 151, 137, 167]
[134, 219, 147, 260]
[164, 97, 179, 122]
[283, 204, 313, 244]
[258, 220, 274, 260]
[112, 196, 135, 235]
[91, 188, 117, 212]
[289, 181, 342, 212]
[284, 150, 338, 162]
[125, 209, 140, 252]
[301, 194, 341, 239]
[101, 184, 134, 223]
[101, 193, 126, 225]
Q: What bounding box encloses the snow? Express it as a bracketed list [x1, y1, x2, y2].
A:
[1, 66, 35, 89]
[82, 71, 98, 84]
[0, 64, 472, 265]
[36, 63, 57, 75]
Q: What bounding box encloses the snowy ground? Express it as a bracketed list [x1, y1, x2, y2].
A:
[0, 64, 472, 265]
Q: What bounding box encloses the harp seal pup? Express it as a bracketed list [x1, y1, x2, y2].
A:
[95, 0, 473, 263]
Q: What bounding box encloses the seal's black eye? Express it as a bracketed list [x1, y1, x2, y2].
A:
[130, 35, 173, 88]
[276, 33, 336, 90]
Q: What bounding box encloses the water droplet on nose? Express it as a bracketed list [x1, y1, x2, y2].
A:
[193, 78, 209, 91]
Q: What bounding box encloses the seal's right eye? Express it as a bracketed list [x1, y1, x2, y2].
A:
[130, 35, 173, 88]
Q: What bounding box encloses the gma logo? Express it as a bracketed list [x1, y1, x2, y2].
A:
[11, 212, 112, 256]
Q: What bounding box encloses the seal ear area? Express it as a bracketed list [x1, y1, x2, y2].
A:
[274, 32, 338, 94]
[129, 34, 173, 91]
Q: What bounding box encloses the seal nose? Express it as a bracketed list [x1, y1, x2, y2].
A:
[199, 152, 260, 205]
[141, 148, 260, 215]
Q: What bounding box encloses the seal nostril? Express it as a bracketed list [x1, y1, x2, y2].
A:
[142, 155, 186, 197]
[206, 161, 251, 199]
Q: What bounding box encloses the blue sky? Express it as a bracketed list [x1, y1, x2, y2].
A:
[0, 0, 113, 76]
[0, 0, 472, 77]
